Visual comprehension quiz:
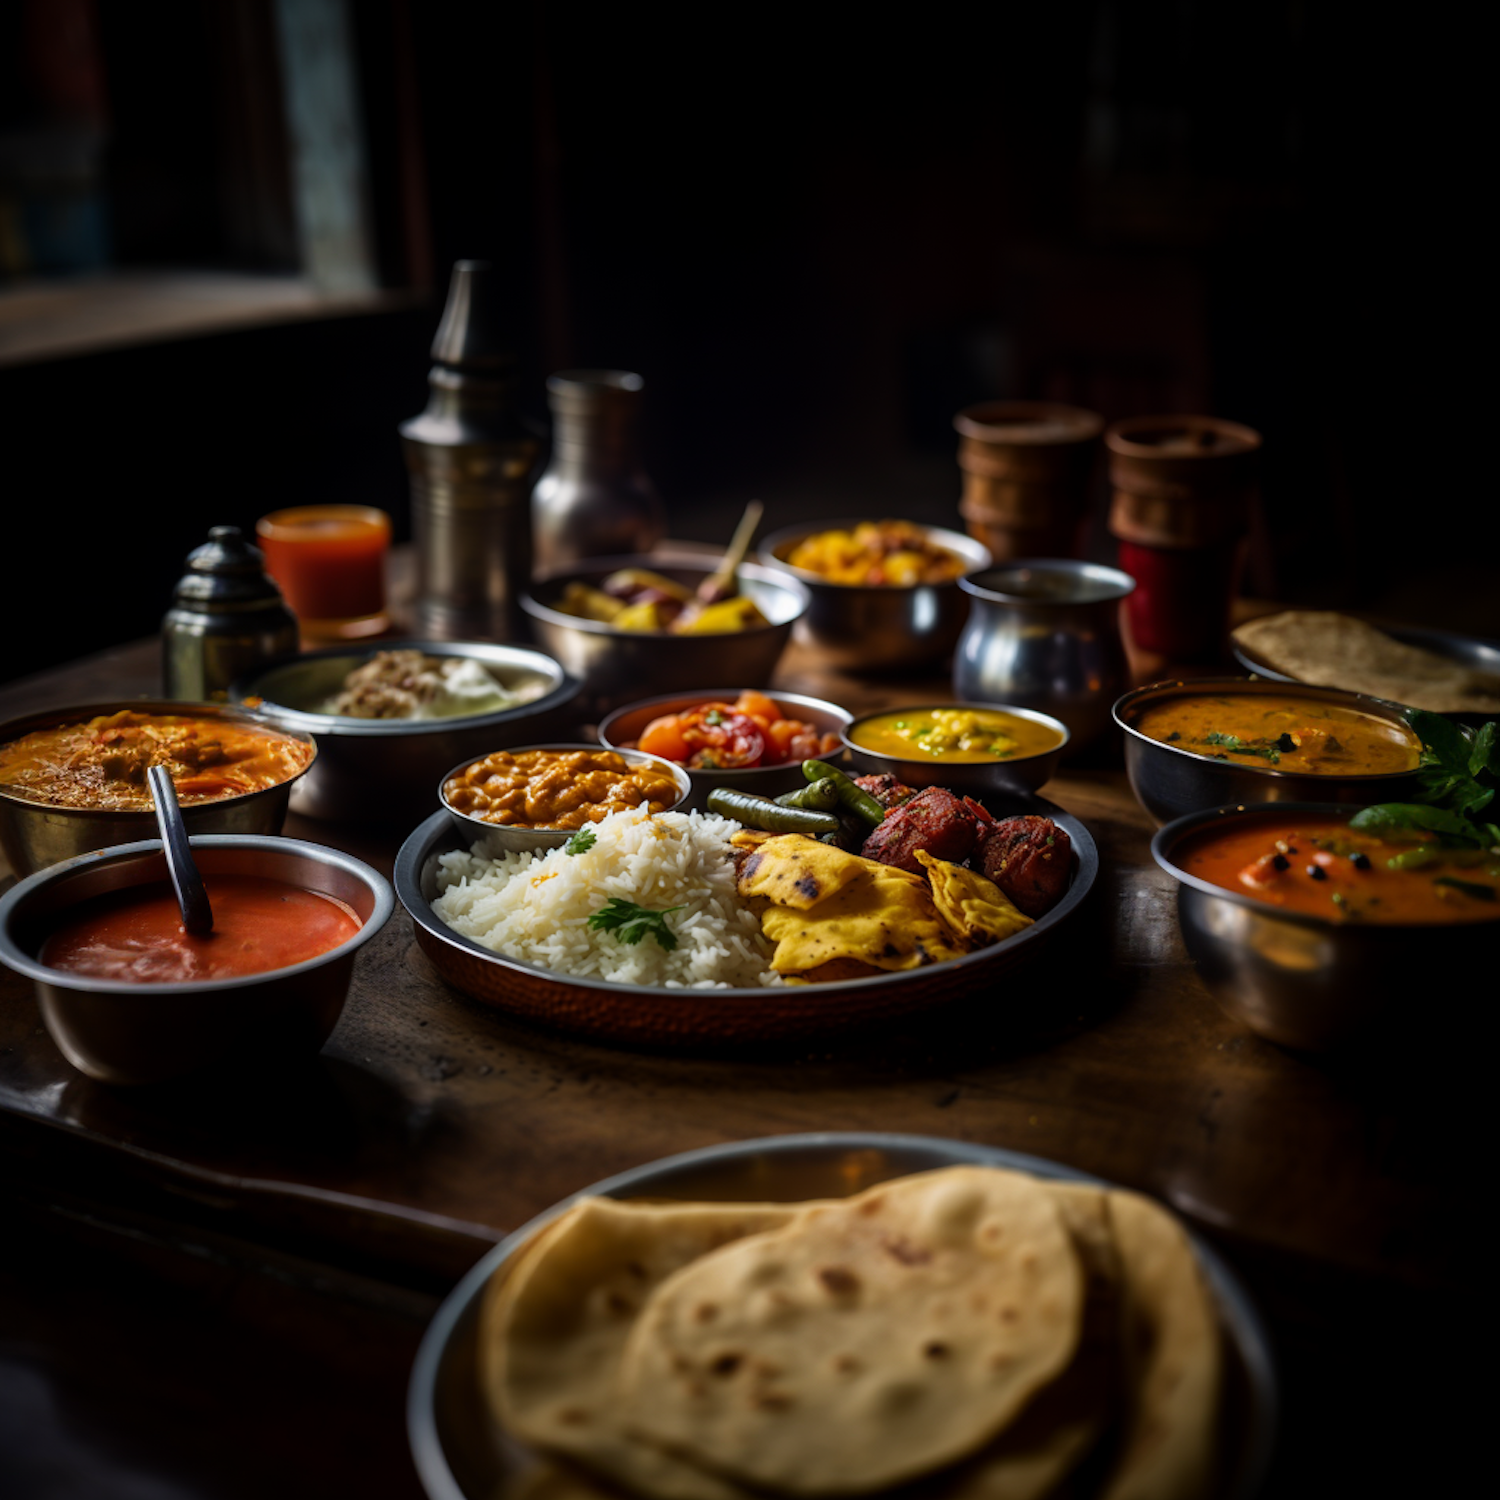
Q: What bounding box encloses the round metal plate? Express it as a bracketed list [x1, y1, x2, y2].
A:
[407, 1132, 1277, 1500]
[393, 794, 1098, 1047]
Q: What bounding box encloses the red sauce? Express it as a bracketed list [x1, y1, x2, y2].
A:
[40, 875, 362, 983]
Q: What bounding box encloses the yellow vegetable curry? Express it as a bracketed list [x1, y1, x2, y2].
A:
[1132, 693, 1420, 776]
[851, 707, 1064, 763]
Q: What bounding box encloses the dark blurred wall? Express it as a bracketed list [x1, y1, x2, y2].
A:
[1, 1, 1487, 685]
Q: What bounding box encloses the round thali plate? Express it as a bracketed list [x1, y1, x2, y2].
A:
[393, 794, 1098, 1047]
[407, 1132, 1277, 1500]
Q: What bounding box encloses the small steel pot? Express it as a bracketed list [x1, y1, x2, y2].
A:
[1152, 803, 1489, 1051]
[1114, 677, 1424, 826]
[0, 700, 315, 878]
[952, 561, 1135, 753]
[841, 702, 1069, 796]
[597, 690, 852, 812]
[438, 743, 691, 854]
[759, 521, 990, 673]
[235, 641, 581, 824]
[0, 836, 393, 1085]
[522, 555, 808, 716]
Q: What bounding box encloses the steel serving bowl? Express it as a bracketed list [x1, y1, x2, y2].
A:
[759, 519, 991, 672]
[0, 834, 394, 1085]
[234, 641, 582, 824]
[1114, 677, 1425, 826]
[841, 701, 1069, 797]
[407, 1132, 1276, 1500]
[1151, 801, 1496, 1051]
[597, 689, 853, 813]
[521, 554, 808, 716]
[439, 742, 693, 854]
[394, 791, 1097, 1049]
[0, 700, 316, 878]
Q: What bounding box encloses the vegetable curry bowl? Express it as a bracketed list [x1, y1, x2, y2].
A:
[1114, 678, 1424, 825]
[1153, 801, 1499, 1050]
[0, 701, 316, 876]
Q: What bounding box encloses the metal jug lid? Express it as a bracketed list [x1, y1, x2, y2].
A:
[171, 526, 290, 611]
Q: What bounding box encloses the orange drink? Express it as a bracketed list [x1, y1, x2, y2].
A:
[256, 506, 390, 641]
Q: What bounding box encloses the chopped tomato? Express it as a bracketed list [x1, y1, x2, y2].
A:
[679, 707, 765, 768]
[637, 714, 694, 763]
[733, 690, 782, 725]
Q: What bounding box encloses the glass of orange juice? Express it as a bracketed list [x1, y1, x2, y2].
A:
[255, 506, 391, 642]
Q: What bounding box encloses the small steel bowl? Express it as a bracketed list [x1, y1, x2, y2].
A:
[439, 743, 692, 855]
[521, 554, 808, 716]
[759, 519, 991, 672]
[1114, 677, 1425, 827]
[841, 702, 1069, 796]
[597, 690, 853, 813]
[0, 700, 316, 878]
[1152, 802, 1494, 1051]
[0, 835, 393, 1085]
[234, 641, 582, 825]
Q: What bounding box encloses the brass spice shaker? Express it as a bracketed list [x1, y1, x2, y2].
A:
[401, 261, 543, 640]
[162, 526, 299, 700]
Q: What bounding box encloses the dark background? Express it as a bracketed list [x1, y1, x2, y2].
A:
[1, 0, 1490, 680]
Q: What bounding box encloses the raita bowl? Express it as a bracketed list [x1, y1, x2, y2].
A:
[234, 641, 581, 825]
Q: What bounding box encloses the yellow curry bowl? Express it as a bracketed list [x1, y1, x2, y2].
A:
[841, 702, 1069, 797]
[1113, 677, 1425, 827]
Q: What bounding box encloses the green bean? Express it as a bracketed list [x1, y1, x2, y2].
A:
[801, 760, 885, 827]
[706, 788, 841, 836]
[776, 777, 841, 813]
[1385, 845, 1440, 870]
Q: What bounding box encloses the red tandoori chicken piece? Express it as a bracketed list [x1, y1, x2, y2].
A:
[977, 815, 1071, 917]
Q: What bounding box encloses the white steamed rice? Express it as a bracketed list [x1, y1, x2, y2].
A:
[431, 805, 781, 988]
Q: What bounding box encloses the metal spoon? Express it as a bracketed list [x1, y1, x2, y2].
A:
[147, 764, 214, 936]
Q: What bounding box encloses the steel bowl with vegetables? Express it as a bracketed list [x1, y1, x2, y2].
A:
[597, 689, 850, 812]
[522, 555, 808, 715]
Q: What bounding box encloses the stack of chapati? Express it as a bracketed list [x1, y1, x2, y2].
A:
[479, 1167, 1223, 1499]
[1233, 611, 1500, 714]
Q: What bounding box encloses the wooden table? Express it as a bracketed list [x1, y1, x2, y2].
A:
[0, 637, 1477, 1500]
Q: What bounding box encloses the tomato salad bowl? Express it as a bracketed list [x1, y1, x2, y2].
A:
[597, 689, 852, 812]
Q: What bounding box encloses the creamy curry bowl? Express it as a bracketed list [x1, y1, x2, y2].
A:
[1114, 678, 1425, 825]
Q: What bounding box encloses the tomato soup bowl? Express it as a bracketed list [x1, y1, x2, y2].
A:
[0, 700, 316, 878]
[0, 835, 394, 1086]
[598, 690, 853, 813]
[1114, 677, 1424, 827]
[841, 702, 1070, 797]
[1151, 802, 1495, 1052]
[759, 521, 991, 673]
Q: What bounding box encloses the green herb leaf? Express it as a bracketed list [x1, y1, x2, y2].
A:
[587, 897, 685, 951]
[1201, 731, 1280, 764]
[1349, 803, 1477, 841]
[564, 828, 597, 856]
[705, 709, 724, 725]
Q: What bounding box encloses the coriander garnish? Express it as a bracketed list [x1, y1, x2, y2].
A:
[564, 827, 597, 856]
[587, 898, 685, 951]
